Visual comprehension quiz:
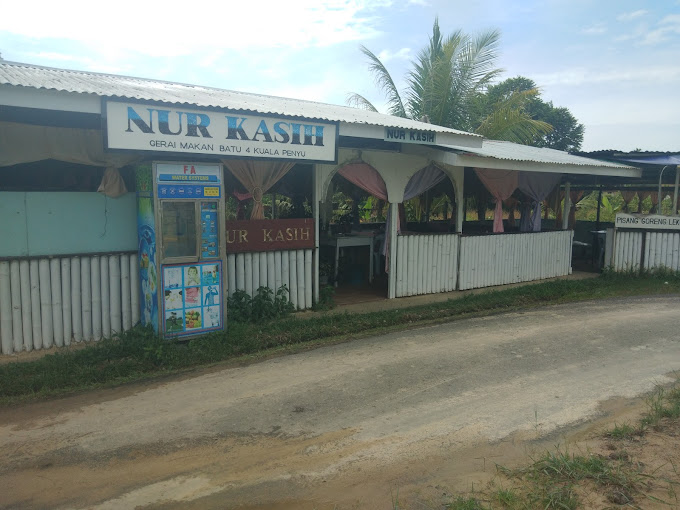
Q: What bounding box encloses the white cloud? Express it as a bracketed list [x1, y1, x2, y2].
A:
[377, 47, 412, 62]
[581, 23, 607, 35]
[641, 14, 680, 45]
[531, 65, 680, 87]
[21, 51, 130, 74]
[0, 0, 390, 58]
[617, 10, 648, 22]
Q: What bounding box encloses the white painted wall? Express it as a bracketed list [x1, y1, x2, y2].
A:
[0, 253, 139, 355]
[458, 231, 574, 290]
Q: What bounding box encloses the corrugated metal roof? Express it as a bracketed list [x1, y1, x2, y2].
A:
[448, 140, 636, 169]
[0, 61, 480, 139]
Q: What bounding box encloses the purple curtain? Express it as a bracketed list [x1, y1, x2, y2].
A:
[475, 169, 519, 233]
[404, 163, 447, 202]
[518, 173, 562, 232]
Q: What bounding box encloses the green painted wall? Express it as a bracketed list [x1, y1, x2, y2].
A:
[0, 192, 137, 257]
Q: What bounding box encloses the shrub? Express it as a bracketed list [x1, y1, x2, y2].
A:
[227, 285, 295, 323]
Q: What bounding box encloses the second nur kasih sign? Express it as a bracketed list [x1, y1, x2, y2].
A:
[104, 101, 338, 162]
[225, 219, 315, 253]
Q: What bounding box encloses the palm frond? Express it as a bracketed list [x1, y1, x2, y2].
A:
[346, 93, 380, 112]
[476, 107, 552, 144]
[358, 45, 406, 118]
[475, 88, 552, 144]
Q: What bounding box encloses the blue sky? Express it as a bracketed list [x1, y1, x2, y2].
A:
[1, 0, 678, 152]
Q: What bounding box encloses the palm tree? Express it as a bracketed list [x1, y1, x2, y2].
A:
[474, 88, 553, 143]
[347, 18, 551, 145]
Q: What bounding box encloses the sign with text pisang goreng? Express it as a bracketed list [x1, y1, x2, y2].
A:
[105, 101, 338, 162]
[615, 213, 680, 231]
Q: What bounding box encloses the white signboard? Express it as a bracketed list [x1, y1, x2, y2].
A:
[384, 127, 437, 145]
[105, 101, 338, 162]
[615, 213, 680, 231]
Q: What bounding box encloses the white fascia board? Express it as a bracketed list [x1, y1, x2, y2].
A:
[454, 153, 641, 178]
[338, 121, 483, 148]
[0, 85, 101, 114]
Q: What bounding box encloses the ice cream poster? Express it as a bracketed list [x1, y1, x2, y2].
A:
[160, 261, 223, 336]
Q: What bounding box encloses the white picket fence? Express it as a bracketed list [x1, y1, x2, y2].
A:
[0, 253, 139, 355]
[644, 232, 680, 271]
[611, 230, 644, 271]
[458, 231, 573, 290]
[226, 249, 314, 310]
[395, 234, 459, 297]
[610, 230, 680, 272]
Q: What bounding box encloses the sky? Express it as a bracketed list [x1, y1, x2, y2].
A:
[1, 0, 678, 152]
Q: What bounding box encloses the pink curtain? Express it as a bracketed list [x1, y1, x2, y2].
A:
[475, 169, 519, 233]
[223, 160, 295, 219]
[337, 162, 393, 271]
[621, 191, 637, 212]
[338, 163, 388, 200]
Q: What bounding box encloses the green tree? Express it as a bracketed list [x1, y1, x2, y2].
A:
[348, 19, 552, 145]
[479, 76, 584, 151]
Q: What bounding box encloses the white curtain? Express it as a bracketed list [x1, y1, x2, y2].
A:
[0, 121, 139, 197]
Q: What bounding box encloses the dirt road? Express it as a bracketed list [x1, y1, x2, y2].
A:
[1, 295, 679, 509]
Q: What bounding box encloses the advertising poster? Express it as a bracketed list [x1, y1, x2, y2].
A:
[161, 261, 223, 337]
[201, 202, 219, 258]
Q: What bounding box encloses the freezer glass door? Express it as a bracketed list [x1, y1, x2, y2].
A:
[161, 201, 197, 259]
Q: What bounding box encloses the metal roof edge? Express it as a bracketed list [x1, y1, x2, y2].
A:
[0, 61, 481, 140]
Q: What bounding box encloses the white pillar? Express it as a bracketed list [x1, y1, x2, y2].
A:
[30, 260, 42, 349]
[388, 202, 399, 299]
[121, 254, 131, 332]
[91, 257, 102, 341]
[0, 262, 12, 355]
[49, 258, 63, 348]
[673, 166, 679, 216]
[39, 259, 53, 349]
[100, 256, 111, 338]
[562, 181, 571, 230]
[109, 255, 121, 335]
[313, 164, 320, 303]
[71, 257, 82, 343]
[19, 260, 33, 351]
[456, 176, 465, 234]
[10, 260, 23, 353]
[81, 257, 92, 341]
[61, 258, 71, 346]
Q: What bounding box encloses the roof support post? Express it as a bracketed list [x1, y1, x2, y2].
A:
[313, 165, 320, 304]
[673, 166, 679, 216]
[658, 166, 668, 214]
[456, 176, 465, 234]
[388, 202, 398, 299]
[596, 185, 602, 231]
[562, 181, 571, 230]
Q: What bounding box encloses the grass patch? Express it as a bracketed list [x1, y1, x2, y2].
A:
[439, 382, 680, 510]
[604, 382, 680, 438]
[1, 271, 679, 404]
[604, 422, 642, 440]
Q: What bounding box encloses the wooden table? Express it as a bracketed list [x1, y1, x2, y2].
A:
[321, 234, 375, 283]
